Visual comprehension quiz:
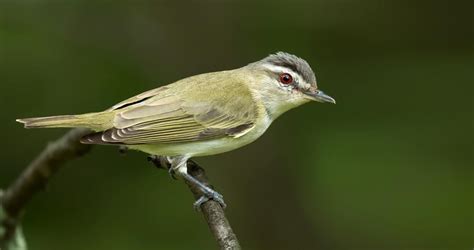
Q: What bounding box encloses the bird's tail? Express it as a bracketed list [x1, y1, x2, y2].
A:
[16, 112, 111, 131]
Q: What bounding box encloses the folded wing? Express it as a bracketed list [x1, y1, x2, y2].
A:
[81, 79, 258, 145]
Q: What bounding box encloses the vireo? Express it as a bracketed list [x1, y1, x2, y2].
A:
[17, 52, 335, 209]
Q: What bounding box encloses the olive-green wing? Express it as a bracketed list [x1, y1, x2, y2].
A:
[82, 78, 258, 145]
[107, 86, 169, 111]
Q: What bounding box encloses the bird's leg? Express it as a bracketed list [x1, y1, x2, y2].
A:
[171, 156, 226, 211]
[167, 156, 184, 180]
[181, 171, 226, 211]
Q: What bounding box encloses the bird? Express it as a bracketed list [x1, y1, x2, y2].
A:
[17, 52, 335, 209]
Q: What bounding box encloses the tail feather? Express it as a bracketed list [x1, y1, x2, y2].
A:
[16, 112, 110, 131]
[17, 115, 77, 128]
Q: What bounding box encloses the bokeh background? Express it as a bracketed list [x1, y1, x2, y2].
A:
[0, 1, 472, 249]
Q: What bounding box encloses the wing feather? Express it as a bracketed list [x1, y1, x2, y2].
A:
[81, 71, 259, 145]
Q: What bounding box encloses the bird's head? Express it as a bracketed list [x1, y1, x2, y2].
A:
[246, 52, 335, 118]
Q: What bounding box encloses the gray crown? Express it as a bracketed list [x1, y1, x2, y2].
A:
[260, 52, 317, 85]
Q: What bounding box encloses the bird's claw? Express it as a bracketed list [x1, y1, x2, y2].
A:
[148, 155, 225, 209]
[193, 189, 226, 211]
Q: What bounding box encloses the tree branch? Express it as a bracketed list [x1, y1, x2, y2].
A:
[149, 157, 241, 250]
[0, 128, 93, 249]
[1, 128, 241, 250]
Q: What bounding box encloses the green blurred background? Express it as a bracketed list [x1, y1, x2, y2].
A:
[0, 1, 472, 249]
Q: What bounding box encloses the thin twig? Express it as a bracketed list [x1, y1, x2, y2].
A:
[0, 128, 93, 248]
[1, 128, 241, 250]
[149, 157, 241, 250]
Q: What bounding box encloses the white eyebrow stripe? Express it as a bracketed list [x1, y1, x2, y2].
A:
[262, 63, 305, 85]
[262, 64, 299, 76]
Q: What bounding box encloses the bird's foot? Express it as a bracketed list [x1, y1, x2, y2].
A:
[182, 172, 226, 211]
[193, 188, 226, 212]
[148, 155, 226, 210]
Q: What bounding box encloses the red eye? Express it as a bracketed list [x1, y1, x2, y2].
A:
[279, 73, 293, 84]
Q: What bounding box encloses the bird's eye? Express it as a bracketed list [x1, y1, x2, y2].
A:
[279, 73, 293, 84]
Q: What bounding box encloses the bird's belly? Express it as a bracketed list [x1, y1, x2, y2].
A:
[129, 118, 271, 157]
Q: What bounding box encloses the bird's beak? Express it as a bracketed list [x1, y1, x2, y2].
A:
[304, 89, 336, 104]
